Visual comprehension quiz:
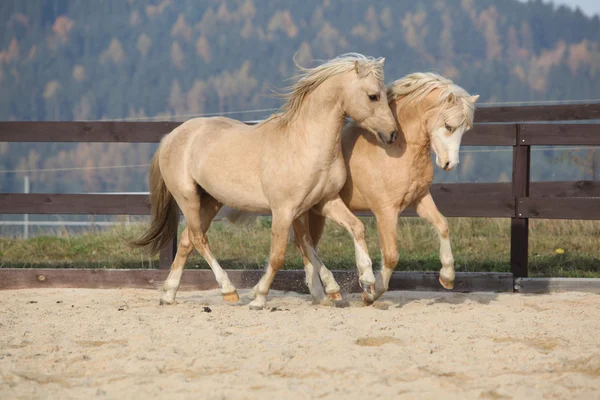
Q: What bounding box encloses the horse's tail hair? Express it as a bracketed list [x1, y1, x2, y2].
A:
[128, 148, 179, 255]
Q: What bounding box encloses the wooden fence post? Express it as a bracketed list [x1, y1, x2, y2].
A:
[511, 124, 530, 278]
[159, 235, 177, 270]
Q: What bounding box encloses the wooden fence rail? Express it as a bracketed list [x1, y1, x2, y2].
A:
[1, 103, 600, 290]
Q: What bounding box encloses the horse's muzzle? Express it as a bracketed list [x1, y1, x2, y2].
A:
[378, 130, 397, 145]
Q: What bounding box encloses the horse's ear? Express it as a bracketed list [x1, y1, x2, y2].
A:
[468, 95, 480, 103]
[378, 57, 385, 65]
[447, 92, 455, 103]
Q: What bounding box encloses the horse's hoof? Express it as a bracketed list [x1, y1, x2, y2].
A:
[327, 291, 343, 301]
[222, 291, 240, 303]
[159, 298, 174, 306]
[248, 299, 265, 310]
[439, 277, 454, 290]
[362, 291, 375, 306]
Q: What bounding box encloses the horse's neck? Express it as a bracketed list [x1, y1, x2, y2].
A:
[396, 99, 432, 159]
[286, 83, 346, 158]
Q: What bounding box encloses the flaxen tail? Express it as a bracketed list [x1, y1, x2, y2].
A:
[128, 149, 179, 255]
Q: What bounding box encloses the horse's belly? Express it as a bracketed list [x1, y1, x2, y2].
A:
[199, 177, 270, 212]
[193, 153, 270, 212]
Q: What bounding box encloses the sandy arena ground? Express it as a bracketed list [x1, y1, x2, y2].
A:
[1, 288, 599, 399]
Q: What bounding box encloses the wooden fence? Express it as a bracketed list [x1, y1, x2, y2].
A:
[1, 103, 600, 293]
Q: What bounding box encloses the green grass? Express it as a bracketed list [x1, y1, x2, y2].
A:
[1, 217, 599, 277]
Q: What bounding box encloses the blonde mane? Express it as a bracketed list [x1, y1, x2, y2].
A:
[387, 72, 476, 128]
[262, 53, 385, 127]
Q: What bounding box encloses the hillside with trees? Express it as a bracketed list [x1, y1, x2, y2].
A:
[1, 0, 599, 194]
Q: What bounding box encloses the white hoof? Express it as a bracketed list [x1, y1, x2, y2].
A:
[159, 297, 175, 306]
[248, 298, 266, 310]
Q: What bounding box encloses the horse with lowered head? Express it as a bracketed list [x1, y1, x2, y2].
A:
[130, 53, 398, 309]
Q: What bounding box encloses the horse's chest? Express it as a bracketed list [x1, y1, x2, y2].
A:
[308, 158, 346, 200]
[401, 180, 431, 207]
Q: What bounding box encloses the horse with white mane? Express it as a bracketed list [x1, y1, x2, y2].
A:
[130, 53, 398, 309]
[290, 72, 479, 304]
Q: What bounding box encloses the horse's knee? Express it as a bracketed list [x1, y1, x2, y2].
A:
[438, 217, 449, 239]
[350, 219, 366, 242]
[269, 251, 286, 270]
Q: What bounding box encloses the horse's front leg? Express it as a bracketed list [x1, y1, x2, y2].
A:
[248, 210, 294, 310]
[315, 196, 375, 295]
[415, 192, 455, 289]
[364, 207, 400, 304]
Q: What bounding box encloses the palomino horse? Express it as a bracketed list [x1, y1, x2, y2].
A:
[292, 72, 479, 304]
[130, 53, 397, 310]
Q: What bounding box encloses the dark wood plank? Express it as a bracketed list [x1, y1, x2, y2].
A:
[0, 183, 516, 218]
[530, 181, 600, 198]
[515, 278, 600, 294]
[520, 124, 600, 145]
[387, 271, 514, 292]
[462, 124, 516, 146]
[511, 131, 530, 278]
[428, 193, 514, 218]
[0, 269, 514, 293]
[0, 193, 150, 214]
[0, 121, 516, 146]
[0, 121, 181, 143]
[518, 197, 600, 219]
[427, 183, 514, 217]
[476, 103, 600, 123]
[432, 182, 511, 195]
[0, 118, 595, 145]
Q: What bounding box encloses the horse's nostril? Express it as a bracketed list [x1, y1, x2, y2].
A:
[444, 162, 450, 170]
[391, 131, 398, 142]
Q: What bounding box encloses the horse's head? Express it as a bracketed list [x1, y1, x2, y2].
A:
[340, 56, 397, 145]
[388, 73, 479, 170]
[277, 53, 397, 144]
[427, 91, 479, 171]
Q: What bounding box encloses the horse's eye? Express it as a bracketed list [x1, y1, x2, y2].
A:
[368, 94, 378, 101]
[445, 124, 454, 133]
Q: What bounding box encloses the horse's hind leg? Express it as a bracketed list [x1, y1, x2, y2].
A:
[161, 192, 237, 304]
[292, 213, 327, 304]
[303, 210, 342, 300]
[190, 193, 238, 302]
[160, 226, 194, 305]
[365, 207, 400, 304]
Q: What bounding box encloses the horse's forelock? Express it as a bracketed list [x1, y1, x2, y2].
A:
[388, 72, 475, 127]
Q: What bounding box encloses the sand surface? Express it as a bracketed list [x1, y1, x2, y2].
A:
[1, 288, 599, 399]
